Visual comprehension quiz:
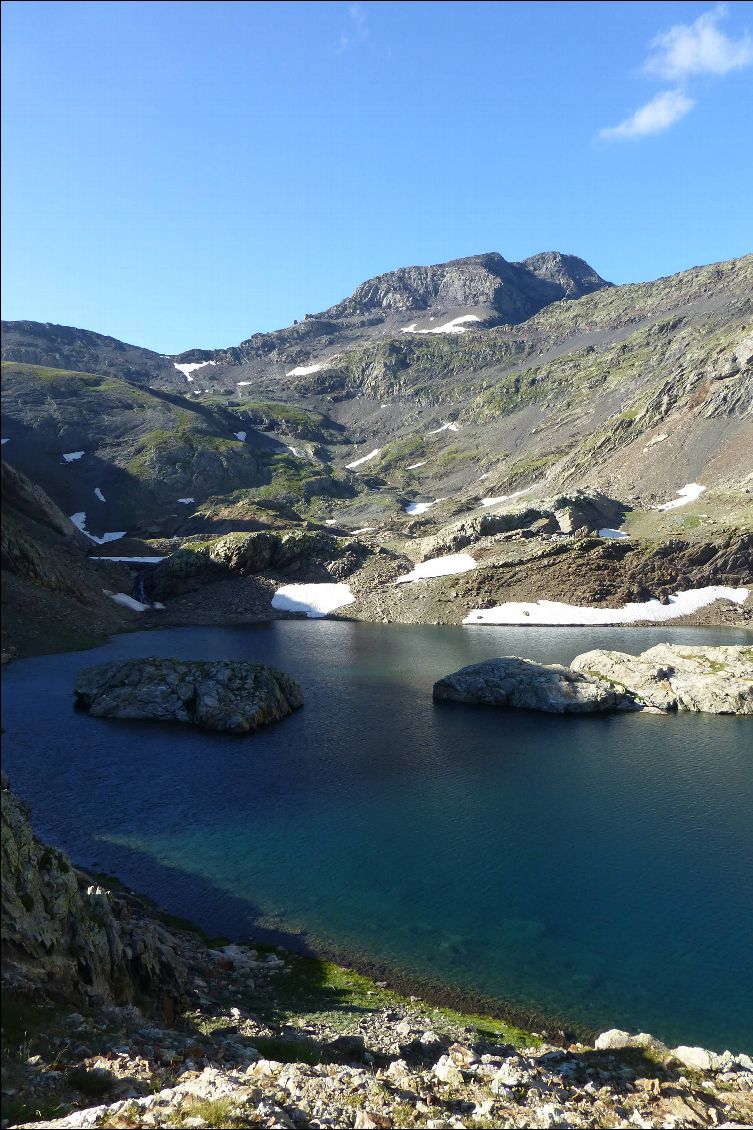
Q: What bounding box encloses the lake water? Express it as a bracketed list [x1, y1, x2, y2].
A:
[3, 621, 752, 1051]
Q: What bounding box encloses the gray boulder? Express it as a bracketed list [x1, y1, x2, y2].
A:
[571, 644, 753, 714]
[432, 656, 626, 713]
[74, 657, 304, 733]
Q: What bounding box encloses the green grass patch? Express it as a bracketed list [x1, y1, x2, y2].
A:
[251, 1036, 325, 1065]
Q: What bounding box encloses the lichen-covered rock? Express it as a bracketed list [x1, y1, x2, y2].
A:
[571, 644, 753, 714]
[1, 779, 185, 1015]
[74, 657, 304, 733]
[432, 656, 627, 713]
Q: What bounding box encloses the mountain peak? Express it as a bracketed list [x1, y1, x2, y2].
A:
[317, 250, 609, 325]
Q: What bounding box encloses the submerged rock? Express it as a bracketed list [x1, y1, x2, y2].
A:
[74, 657, 304, 733]
[432, 656, 627, 713]
[571, 644, 753, 714]
[434, 645, 753, 716]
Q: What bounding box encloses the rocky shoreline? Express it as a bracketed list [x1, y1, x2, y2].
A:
[3, 780, 753, 1130]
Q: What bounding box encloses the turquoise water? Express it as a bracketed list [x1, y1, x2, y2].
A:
[3, 621, 752, 1050]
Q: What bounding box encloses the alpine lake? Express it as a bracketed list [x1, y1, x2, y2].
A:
[3, 620, 752, 1051]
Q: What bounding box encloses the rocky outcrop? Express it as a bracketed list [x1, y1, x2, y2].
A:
[1, 779, 185, 1017]
[432, 657, 628, 713]
[319, 251, 609, 323]
[434, 646, 753, 715]
[149, 530, 368, 599]
[73, 658, 304, 733]
[571, 644, 753, 714]
[421, 490, 624, 556]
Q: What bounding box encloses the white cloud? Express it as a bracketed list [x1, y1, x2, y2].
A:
[599, 5, 751, 141]
[645, 5, 753, 80]
[600, 88, 695, 140]
[337, 3, 369, 53]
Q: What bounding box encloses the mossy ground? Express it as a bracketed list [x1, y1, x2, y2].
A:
[622, 491, 753, 541]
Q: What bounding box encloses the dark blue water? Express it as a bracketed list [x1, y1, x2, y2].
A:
[3, 622, 752, 1051]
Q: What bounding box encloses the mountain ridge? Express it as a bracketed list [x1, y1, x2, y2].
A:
[1, 250, 751, 652]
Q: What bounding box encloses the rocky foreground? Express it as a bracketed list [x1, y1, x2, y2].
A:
[73, 659, 304, 734]
[433, 645, 753, 715]
[3, 780, 753, 1129]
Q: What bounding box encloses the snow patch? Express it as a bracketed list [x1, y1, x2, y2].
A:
[401, 315, 481, 335]
[62, 451, 85, 462]
[97, 556, 166, 563]
[70, 513, 126, 544]
[174, 361, 216, 381]
[395, 553, 477, 584]
[105, 591, 150, 612]
[352, 526, 377, 534]
[427, 422, 460, 435]
[233, 431, 247, 441]
[463, 586, 749, 626]
[656, 483, 706, 510]
[94, 487, 106, 502]
[1, 438, 9, 445]
[405, 500, 437, 516]
[286, 363, 323, 377]
[287, 446, 306, 458]
[480, 487, 535, 507]
[177, 497, 195, 504]
[599, 528, 629, 539]
[237, 380, 253, 386]
[406, 461, 427, 469]
[346, 447, 381, 469]
[272, 583, 356, 618]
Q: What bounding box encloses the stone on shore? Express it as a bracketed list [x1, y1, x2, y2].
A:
[571, 644, 753, 714]
[432, 656, 626, 713]
[74, 658, 303, 733]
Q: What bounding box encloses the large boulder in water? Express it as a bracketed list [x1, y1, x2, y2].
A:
[571, 644, 753, 714]
[74, 657, 303, 733]
[434, 646, 753, 716]
[432, 656, 627, 713]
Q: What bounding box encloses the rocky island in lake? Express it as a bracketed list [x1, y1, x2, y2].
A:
[434, 644, 753, 715]
[73, 658, 304, 733]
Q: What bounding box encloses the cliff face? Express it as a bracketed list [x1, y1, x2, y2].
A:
[1, 779, 185, 1019]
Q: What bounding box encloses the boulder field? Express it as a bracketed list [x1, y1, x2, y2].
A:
[73, 658, 303, 733]
[433, 645, 753, 715]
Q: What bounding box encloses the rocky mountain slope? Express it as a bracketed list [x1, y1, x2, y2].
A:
[1, 251, 751, 650]
[0, 461, 139, 658]
[3, 778, 752, 1130]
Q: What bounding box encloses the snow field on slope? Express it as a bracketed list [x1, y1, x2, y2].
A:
[271, 583, 356, 618]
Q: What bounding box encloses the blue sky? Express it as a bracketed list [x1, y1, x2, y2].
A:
[2, 0, 752, 352]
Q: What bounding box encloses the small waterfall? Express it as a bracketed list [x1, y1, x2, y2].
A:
[132, 570, 151, 607]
